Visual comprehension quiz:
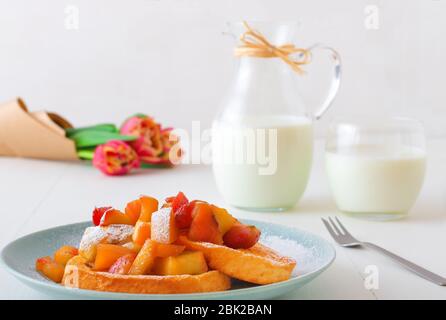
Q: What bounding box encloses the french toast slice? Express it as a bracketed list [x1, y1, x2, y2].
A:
[177, 236, 296, 284]
[62, 255, 231, 294]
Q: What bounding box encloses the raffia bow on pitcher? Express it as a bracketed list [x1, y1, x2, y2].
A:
[234, 21, 312, 74]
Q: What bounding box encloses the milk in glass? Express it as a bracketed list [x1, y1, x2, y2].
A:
[326, 145, 426, 215]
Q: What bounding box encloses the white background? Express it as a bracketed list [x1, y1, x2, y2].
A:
[0, 0, 445, 137]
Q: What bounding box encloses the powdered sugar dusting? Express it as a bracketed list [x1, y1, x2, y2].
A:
[261, 235, 318, 276]
[79, 225, 134, 251]
[150, 207, 173, 244]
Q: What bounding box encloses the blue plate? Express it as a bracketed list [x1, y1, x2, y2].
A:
[1, 219, 335, 299]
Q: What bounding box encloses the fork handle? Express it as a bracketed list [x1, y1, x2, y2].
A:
[362, 242, 446, 286]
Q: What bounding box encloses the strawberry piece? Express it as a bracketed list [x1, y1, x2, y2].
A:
[174, 202, 195, 229]
[92, 206, 112, 226]
[223, 225, 261, 249]
[108, 253, 137, 275]
[171, 192, 188, 212]
[164, 196, 175, 204]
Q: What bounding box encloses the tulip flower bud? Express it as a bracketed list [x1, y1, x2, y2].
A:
[121, 115, 181, 165]
[93, 140, 140, 175]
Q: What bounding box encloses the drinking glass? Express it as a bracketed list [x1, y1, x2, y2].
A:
[325, 117, 426, 220]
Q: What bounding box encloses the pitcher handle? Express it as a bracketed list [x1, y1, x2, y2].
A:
[306, 44, 342, 120]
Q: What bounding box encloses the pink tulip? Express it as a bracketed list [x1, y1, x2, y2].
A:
[159, 127, 182, 165]
[93, 140, 140, 176]
[121, 115, 181, 165]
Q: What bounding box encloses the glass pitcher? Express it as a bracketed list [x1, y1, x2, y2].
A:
[212, 21, 341, 211]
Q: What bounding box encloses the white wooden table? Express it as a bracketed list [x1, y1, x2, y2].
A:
[1, 139, 445, 300]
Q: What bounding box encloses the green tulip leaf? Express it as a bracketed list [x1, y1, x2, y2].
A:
[70, 130, 137, 149]
[140, 162, 171, 169]
[66, 123, 118, 137]
[77, 149, 95, 160]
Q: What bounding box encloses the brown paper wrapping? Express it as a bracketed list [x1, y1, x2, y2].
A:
[0, 98, 78, 160]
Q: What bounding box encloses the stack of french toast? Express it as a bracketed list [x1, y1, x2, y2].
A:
[35, 192, 296, 294]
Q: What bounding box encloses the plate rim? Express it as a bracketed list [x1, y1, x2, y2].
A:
[1, 219, 336, 299]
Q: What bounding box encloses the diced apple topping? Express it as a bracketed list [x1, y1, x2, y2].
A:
[128, 239, 156, 275]
[93, 244, 134, 271]
[124, 199, 142, 224]
[35, 256, 65, 283]
[153, 251, 208, 276]
[138, 196, 159, 222]
[124, 195, 159, 223]
[54, 245, 79, 265]
[155, 243, 185, 258]
[100, 209, 133, 226]
[122, 241, 142, 253]
[188, 203, 223, 245]
[211, 205, 238, 235]
[132, 221, 151, 245]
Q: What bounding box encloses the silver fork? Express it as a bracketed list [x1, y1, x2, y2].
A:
[322, 216, 446, 286]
